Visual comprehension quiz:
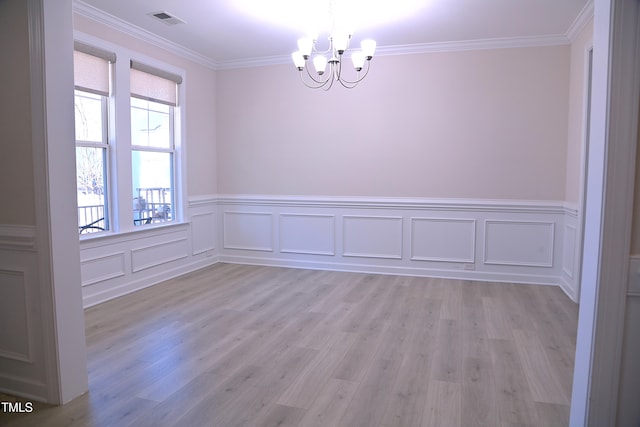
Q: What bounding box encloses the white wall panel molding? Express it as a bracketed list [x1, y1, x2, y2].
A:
[80, 252, 126, 287]
[279, 213, 335, 256]
[223, 211, 273, 252]
[191, 212, 216, 255]
[131, 237, 189, 273]
[342, 215, 403, 260]
[0, 225, 37, 252]
[217, 194, 567, 214]
[79, 220, 216, 307]
[410, 218, 476, 263]
[216, 195, 573, 289]
[484, 220, 555, 268]
[0, 269, 32, 363]
[79, 195, 579, 308]
[82, 257, 215, 308]
[188, 194, 218, 208]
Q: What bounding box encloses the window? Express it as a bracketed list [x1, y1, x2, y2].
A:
[73, 40, 184, 235]
[73, 44, 114, 234]
[130, 61, 182, 226]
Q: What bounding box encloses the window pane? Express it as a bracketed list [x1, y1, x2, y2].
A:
[77, 146, 108, 233]
[130, 98, 172, 149]
[75, 91, 104, 143]
[132, 150, 173, 226]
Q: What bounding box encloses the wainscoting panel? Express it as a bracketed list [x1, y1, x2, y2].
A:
[223, 211, 273, 252]
[0, 269, 31, 362]
[80, 252, 126, 287]
[75, 195, 581, 308]
[0, 225, 50, 401]
[279, 213, 335, 256]
[191, 212, 216, 255]
[343, 215, 403, 259]
[411, 218, 476, 263]
[217, 196, 575, 297]
[484, 221, 555, 268]
[131, 238, 189, 273]
[79, 197, 219, 307]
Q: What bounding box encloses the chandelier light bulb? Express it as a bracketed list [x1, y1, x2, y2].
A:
[361, 39, 376, 59]
[313, 55, 328, 75]
[292, 51, 305, 70]
[351, 51, 365, 71]
[332, 30, 350, 54]
[297, 37, 313, 59]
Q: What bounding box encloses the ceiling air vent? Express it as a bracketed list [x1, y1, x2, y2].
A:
[148, 11, 186, 26]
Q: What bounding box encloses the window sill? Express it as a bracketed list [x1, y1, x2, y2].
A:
[79, 221, 190, 248]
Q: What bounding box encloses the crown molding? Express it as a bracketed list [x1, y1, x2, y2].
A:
[566, 0, 594, 42]
[73, 0, 588, 71]
[216, 34, 572, 70]
[72, 0, 219, 70]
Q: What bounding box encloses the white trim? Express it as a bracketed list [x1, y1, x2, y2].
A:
[0, 268, 33, 363]
[80, 252, 126, 286]
[188, 194, 218, 208]
[130, 237, 189, 273]
[0, 225, 37, 251]
[567, 1, 595, 42]
[218, 255, 562, 287]
[217, 194, 567, 214]
[483, 220, 555, 268]
[570, 0, 640, 425]
[409, 217, 476, 263]
[222, 211, 274, 252]
[215, 35, 571, 69]
[279, 213, 336, 256]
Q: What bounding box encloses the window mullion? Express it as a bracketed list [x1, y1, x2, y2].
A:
[111, 56, 135, 232]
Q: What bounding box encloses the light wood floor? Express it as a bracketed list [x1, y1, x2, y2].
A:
[1, 264, 578, 427]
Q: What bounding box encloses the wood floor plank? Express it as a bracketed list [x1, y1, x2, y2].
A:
[277, 331, 356, 409]
[461, 356, 499, 427]
[421, 380, 461, 427]
[511, 329, 571, 405]
[297, 378, 359, 427]
[0, 264, 578, 427]
[488, 338, 538, 426]
[338, 352, 404, 427]
[430, 318, 462, 383]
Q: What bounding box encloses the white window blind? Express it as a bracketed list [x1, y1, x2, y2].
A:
[130, 60, 182, 107]
[73, 42, 114, 96]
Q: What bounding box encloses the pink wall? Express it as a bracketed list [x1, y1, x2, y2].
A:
[0, 0, 36, 224]
[217, 45, 570, 200]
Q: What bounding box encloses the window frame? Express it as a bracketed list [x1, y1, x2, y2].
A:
[74, 57, 112, 235]
[130, 97, 177, 226]
[74, 32, 187, 238]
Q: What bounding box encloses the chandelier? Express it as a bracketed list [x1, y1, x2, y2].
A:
[291, 4, 376, 90]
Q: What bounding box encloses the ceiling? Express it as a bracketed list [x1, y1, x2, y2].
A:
[74, 0, 592, 69]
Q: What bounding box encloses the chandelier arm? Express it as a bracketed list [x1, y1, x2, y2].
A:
[298, 67, 333, 90]
[337, 59, 371, 87]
